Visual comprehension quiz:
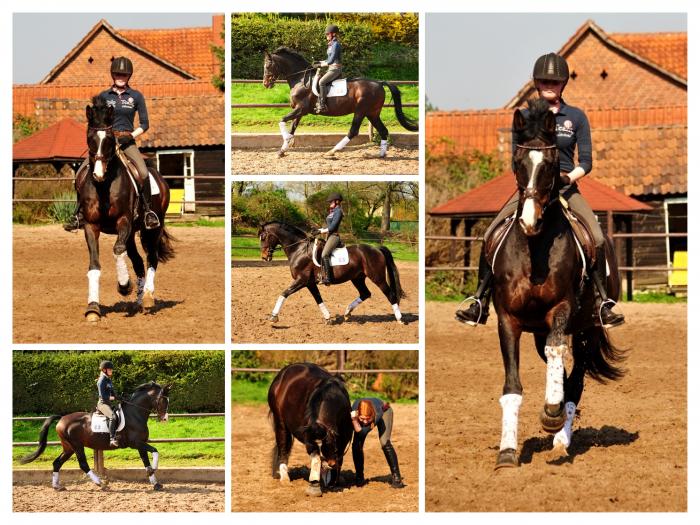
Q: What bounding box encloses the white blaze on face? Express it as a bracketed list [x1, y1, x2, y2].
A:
[93, 130, 106, 179]
[520, 150, 544, 229]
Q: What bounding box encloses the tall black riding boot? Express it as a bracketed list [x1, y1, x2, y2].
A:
[139, 179, 160, 230]
[455, 252, 493, 326]
[591, 246, 625, 329]
[381, 442, 404, 488]
[321, 256, 334, 286]
[352, 442, 366, 486]
[108, 417, 119, 447]
[315, 86, 328, 114]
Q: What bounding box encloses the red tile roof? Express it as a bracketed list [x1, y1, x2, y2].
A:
[13, 118, 86, 161]
[429, 173, 652, 217]
[609, 31, 687, 80]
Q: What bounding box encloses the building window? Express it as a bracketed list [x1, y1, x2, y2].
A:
[156, 150, 195, 213]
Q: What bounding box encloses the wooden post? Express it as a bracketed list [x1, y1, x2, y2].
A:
[336, 350, 346, 372]
[625, 216, 634, 301]
[93, 449, 105, 476]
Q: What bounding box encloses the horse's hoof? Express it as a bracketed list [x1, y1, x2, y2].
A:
[325, 149, 337, 158]
[343, 314, 351, 322]
[323, 317, 333, 325]
[306, 482, 322, 497]
[117, 280, 133, 297]
[153, 483, 163, 491]
[495, 448, 519, 469]
[53, 485, 66, 492]
[142, 291, 155, 309]
[85, 302, 101, 322]
[540, 403, 566, 433]
[269, 314, 279, 323]
[277, 150, 286, 158]
[397, 318, 407, 325]
[550, 442, 569, 459]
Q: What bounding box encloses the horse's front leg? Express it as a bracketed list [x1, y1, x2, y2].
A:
[84, 223, 102, 322]
[541, 302, 572, 434]
[327, 112, 363, 156]
[137, 443, 163, 490]
[307, 282, 332, 324]
[305, 441, 323, 497]
[496, 312, 523, 469]
[114, 217, 133, 297]
[278, 108, 304, 157]
[268, 278, 306, 323]
[126, 235, 146, 306]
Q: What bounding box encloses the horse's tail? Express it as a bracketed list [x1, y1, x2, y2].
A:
[379, 246, 405, 305]
[573, 325, 627, 382]
[20, 415, 61, 464]
[141, 226, 175, 263]
[382, 82, 419, 132]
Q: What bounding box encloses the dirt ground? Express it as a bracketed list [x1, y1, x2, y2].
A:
[232, 403, 418, 512]
[13, 480, 224, 512]
[425, 301, 687, 512]
[13, 225, 225, 344]
[232, 143, 418, 175]
[232, 261, 418, 344]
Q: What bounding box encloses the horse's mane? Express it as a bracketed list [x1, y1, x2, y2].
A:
[259, 221, 308, 238]
[303, 375, 349, 439]
[130, 381, 162, 399]
[91, 94, 108, 110]
[271, 46, 310, 65]
[515, 98, 556, 144]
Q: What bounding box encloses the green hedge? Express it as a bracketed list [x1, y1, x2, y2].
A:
[13, 351, 224, 415]
[232, 14, 416, 80]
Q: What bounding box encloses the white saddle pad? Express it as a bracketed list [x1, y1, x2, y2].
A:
[312, 76, 348, 97]
[312, 238, 349, 267]
[148, 173, 160, 196]
[91, 408, 126, 433]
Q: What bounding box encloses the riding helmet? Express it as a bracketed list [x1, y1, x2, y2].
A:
[100, 360, 114, 370]
[325, 24, 340, 34]
[532, 53, 570, 83]
[111, 56, 134, 76]
[326, 192, 343, 203]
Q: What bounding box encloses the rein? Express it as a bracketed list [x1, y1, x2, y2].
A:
[120, 391, 168, 415]
[263, 229, 313, 257]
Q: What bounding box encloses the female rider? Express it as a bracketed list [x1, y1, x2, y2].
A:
[65, 56, 160, 231]
[313, 24, 342, 114]
[455, 53, 624, 329]
[96, 360, 119, 447]
[351, 398, 404, 488]
[314, 192, 344, 285]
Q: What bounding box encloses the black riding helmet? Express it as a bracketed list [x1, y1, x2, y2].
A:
[325, 24, 339, 35]
[111, 56, 133, 77]
[100, 360, 114, 370]
[326, 192, 343, 203]
[532, 53, 570, 85]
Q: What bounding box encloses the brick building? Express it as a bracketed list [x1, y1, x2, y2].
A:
[13, 15, 225, 215]
[427, 20, 687, 290]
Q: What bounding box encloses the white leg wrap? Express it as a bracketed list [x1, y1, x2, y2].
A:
[499, 393, 523, 451]
[87, 469, 101, 485]
[309, 452, 321, 482]
[332, 136, 351, 152]
[545, 345, 567, 405]
[344, 297, 363, 315]
[272, 295, 286, 316]
[149, 473, 158, 485]
[553, 401, 577, 449]
[318, 302, 331, 320]
[379, 139, 388, 157]
[52, 472, 60, 488]
[151, 451, 159, 471]
[87, 269, 101, 304]
[278, 121, 292, 141]
[279, 463, 289, 482]
[144, 267, 156, 293]
[114, 252, 129, 286]
[136, 277, 145, 304]
[392, 303, 402, 321]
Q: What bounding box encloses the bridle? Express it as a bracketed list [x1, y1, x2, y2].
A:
[88, 124, 115, 169]
[264, 55, 315, 86]
[260, 228, 312, 258]
[121, 388, 169, 419]
[515, 142, 559, 208]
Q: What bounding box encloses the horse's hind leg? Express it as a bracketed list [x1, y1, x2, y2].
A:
[540, 303, 572, 434]
[307, 282, 332, 323]
[272, 421, 293, 483]
[328, 112, 364, 155]
[126, 235, 145, 306]
[51, 445, 74, 491]
[496, 313, 523, 469]
[140, 231, 161, 309]
[84, 223, 102, 322]
[137, 443, 163, 490]
[552, 334, 586, 452]
[74, 445, 102, 487]
[114, 218, 133, 297]
[345, 276, 372, 320]
[367, 114, 389, 157]
[368, 268, 403, 324]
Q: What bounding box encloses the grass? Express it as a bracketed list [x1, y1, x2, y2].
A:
[12, 416, 224, 468]
[232, 83, 418, 133]
[232, 378, 418, 405]
[232, 236, 417, 262]
[626, 291, 687, 303]
[168, 217, 226, 228]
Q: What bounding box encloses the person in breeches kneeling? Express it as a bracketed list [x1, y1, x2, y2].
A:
[313, 192, 344, 286]
[96, 360, 119, 447]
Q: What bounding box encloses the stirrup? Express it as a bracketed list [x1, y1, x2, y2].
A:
[144, 210, 161, 229]
[599, 298, 624, 329]
[455, 296, 483, 327]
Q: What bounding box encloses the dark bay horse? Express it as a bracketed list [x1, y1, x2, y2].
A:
[258, 221, 406, 324]
[21, 382, 171, 490]
[268, 363, 353, 496]
[80, 96, 174, 322]
[492, 99, 626, 469]
[263, 47, 418, 157]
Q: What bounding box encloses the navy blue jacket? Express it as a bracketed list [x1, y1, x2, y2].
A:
[512, 100, 592, 175]
[326, 206, 343, 234]
[326, 38, 342, 65]
[100, 86, 149, 133]
[352, 398, 386, 438]
[97, 373, 116, 403]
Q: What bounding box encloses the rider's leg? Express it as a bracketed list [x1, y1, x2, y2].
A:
[456, 192, 519, 326]
[320, 234, 340, 285]
[97, 402, 119, 447]
[64, 158, 89, 231]
[566, 191, 625, 328]
[316, 69, 341, 113]
[122, 143, 160, 229]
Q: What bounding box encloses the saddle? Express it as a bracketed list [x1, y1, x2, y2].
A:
[311, 70, 348, 97]
[90, 406, 126, 433]
[312, 237, 349, 267]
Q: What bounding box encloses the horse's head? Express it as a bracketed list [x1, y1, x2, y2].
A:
[263, 51, 279, 88]
[512, 98, 560, 236]
[131, 382, 171, 422]
[258, 223, 279, 261]
[85, 95, 116, 182]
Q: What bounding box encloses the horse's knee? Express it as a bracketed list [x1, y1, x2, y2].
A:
[360, 291, 371, 301]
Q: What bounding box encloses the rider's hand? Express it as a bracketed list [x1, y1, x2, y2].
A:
[560, 174, 572, 186]
[117, 135, 133, 145]
[311, 228, 321, 236]
[109, 396, 115, 401]
[312, 61, 322, 68]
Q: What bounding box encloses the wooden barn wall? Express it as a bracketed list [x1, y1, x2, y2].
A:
[194, 148, 225, 216]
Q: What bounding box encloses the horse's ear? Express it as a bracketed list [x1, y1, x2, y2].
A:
[163, 383, 172, 394]
[543, 110, 556, 134]
[264, 50, 271, 59]
[513, 108, 526, 131]
[86, 105, 93, 124]
[105, 105, 114, 125]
